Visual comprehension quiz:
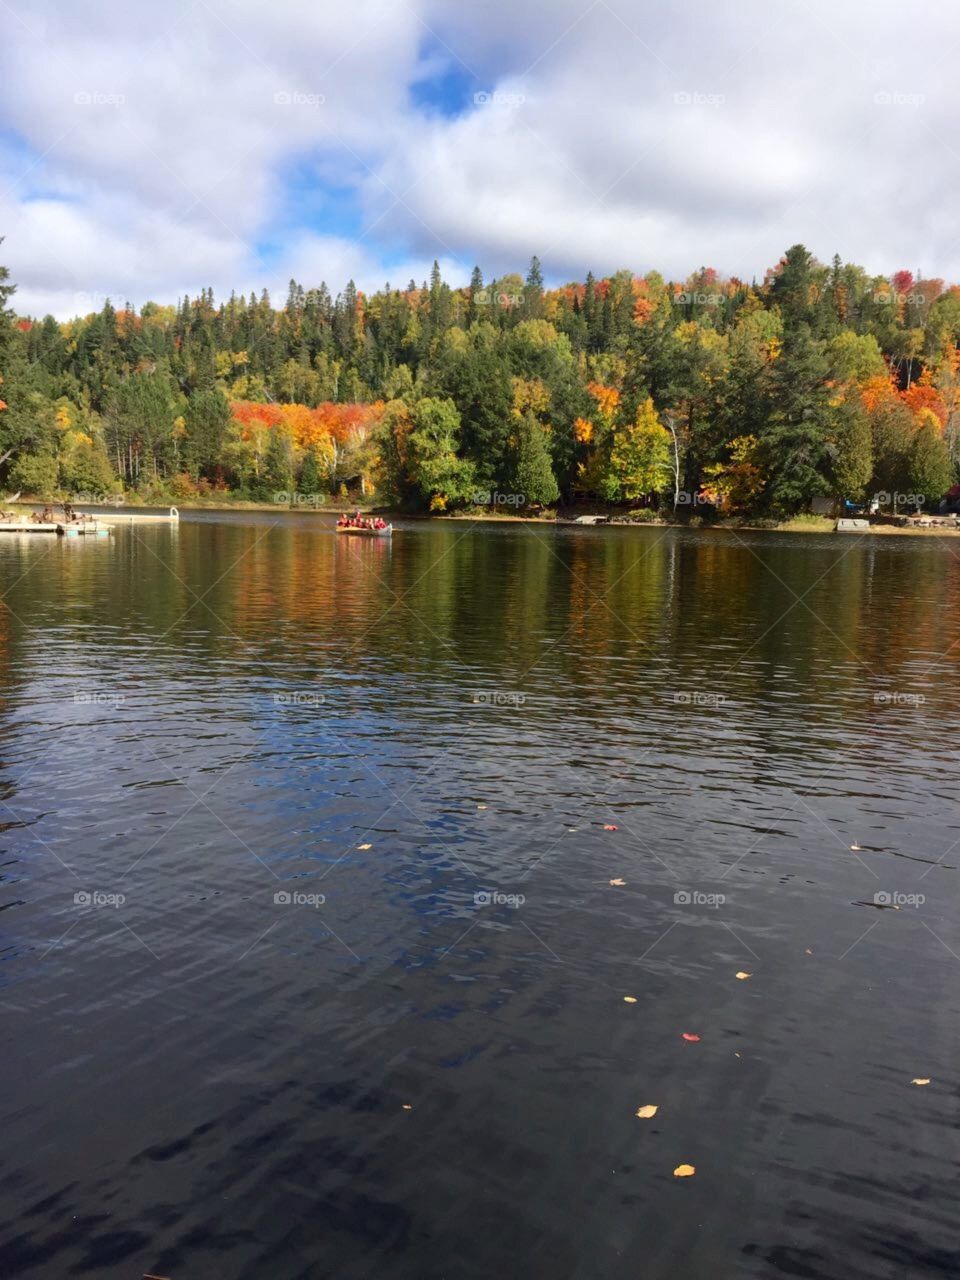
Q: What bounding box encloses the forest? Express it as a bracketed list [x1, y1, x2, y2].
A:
[0, 242, 958, 515]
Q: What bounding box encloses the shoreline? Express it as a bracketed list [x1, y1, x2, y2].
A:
[14, 499, 960, 537]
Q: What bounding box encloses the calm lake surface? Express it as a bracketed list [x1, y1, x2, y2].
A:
[1, 513, 959, 1279]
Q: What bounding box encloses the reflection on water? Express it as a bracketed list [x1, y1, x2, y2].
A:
[0, 514, 959, 1279]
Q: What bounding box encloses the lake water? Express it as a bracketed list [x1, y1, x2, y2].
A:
[1, 513, 959, 1279]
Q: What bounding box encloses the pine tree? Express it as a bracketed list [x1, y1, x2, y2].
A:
[523, 256, 545, 319]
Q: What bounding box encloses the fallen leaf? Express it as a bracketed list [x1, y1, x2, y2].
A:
[682, 1033, 700, 1042]
[734, 1052, 741, 1058]
[357, 843, 372, 850]
[911, 1078, 931, 1086]
[477, 804, 487, 810]
[603, 824, 619, 831]
[635, 1104, 658, 1119]
[850, 842, 861, 850]
[673, 1163, 696, 1178]
[735, 971, 751, 981]
[804, 948, 813, 955]
[609, 877, 626, 886]
[402, 1103, 413, 1109]
[623, 996, 638, 1004]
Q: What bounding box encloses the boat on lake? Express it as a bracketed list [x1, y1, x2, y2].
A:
[336, 523, 393, 537]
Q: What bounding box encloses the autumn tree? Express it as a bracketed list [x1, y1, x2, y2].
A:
[608, 397, 672, 501]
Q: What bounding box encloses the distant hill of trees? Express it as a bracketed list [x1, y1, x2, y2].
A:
[0, 243, 957, 513]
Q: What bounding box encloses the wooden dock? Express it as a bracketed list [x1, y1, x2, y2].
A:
[0, 520, 109, 537]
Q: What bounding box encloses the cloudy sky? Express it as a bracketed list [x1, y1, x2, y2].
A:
[1, 0, 958, 317]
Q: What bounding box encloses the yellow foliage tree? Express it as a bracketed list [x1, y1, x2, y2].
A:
[701, 436, 766, 510]
[609, 398, 672, 500]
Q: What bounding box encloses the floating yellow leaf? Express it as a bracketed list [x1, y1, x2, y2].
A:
[477, 804, 487, 810]
[635, 1104, 658, 1119]
[402, 1103, 413, 1110]
[673, 1163, 696, 1178]
[735, 971, 751, 981]
[911, 1078, 931, 1086]
[804, 948, 813, 955]
[357, 843, 372, 850]
[609, 878, 626, 886]
[623, 995, 638, 1004]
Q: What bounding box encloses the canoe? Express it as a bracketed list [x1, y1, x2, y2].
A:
[336, 525, 392, 537]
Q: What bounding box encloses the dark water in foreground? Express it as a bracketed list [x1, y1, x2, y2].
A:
[0, 513, 959, 1279]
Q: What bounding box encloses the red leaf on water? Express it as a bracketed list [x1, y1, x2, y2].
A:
[603, 824, 618, 831]
[682, 1033, 700, 1042]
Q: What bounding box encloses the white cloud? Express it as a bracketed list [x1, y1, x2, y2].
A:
[1, 0, 959, 316]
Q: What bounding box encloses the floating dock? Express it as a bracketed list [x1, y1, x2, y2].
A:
[0, 520, 109, 536]
[89, 506, 180, 524]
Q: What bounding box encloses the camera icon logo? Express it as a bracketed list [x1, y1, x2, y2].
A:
[474, 891, 491, 905]
[274, 890, 292, 905]
[74, 890, 92, 906]
[674, 890, 691, 905]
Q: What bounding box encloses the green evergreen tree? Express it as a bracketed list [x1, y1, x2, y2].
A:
[510, 410, 559, 505]
[826, 394, 872, 500]
[185, 386, 231, 478]
[909, 417, 953, 506]
[298, 445, 324, 497]
[760, 326, 831, 512]
[261, 428, 294, 500]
